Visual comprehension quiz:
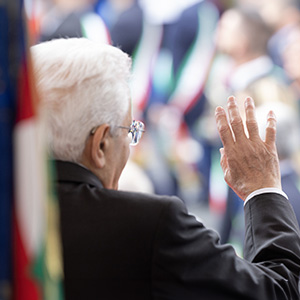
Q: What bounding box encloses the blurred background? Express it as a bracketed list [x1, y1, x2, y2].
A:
[25, 0, 300, 254]
[2, 1, 300, 298]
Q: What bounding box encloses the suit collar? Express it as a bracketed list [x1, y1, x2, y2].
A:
[54, 160, 104, 189]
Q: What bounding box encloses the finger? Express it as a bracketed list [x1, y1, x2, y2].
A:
[227, 96, 246, 141]
[219, 148, 228, 172]
[220, 148, 230, 184]
[265, 110, 277, 147]
[215, 106, 234, 147]
[244, 97, 259, 140]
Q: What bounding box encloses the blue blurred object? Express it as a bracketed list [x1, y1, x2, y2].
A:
[0, 1, 17, 299]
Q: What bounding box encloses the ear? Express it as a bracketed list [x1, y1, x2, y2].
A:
[90, 124, 110, 169]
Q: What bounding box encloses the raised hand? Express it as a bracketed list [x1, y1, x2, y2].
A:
[215, 96, 281, 200]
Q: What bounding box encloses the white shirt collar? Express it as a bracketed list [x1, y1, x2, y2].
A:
[229, 55, 274, 91]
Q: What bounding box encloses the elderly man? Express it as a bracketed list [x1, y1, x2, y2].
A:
[31, 38, 300, 300]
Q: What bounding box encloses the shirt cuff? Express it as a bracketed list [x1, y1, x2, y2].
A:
[244, 188, 288, 206]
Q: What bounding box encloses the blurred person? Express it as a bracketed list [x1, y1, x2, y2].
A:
[38, 0, 110, 43]
[258, 0, 300, 68]
[109, 0, 218, 199]
[109, 0, 143, 56]
[167, 0, 219, 206]
[207, 7, 295, 178]
[140, 0, 220, 205]
[31, 37, 300, 300]
[234, 0, 300, 70]
[283, 23, 300, 104]
[214, 6, 293, 104]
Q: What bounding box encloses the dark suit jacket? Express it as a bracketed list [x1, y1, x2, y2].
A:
[55, 160, 300, 299]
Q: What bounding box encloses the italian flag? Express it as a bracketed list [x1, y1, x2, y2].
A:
[7, 0, 63, 299]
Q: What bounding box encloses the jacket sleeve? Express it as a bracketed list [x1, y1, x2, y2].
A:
[151, 193, 300, 300]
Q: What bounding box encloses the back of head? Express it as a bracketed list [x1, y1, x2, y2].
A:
[31, 38, 132, 162]
[236, 7, 272, 55]
[217, 7, 271, 58]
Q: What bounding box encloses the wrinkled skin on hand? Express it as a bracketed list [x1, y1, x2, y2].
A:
[215, 96, 281, 201]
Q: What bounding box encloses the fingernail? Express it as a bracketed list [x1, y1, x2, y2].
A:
[228, 95, 236, 106]
[245, 97, 254, 108]
[215, 106, 225, 115]
[267, 110, 276, 120]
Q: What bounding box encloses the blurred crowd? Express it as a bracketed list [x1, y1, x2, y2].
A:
[26, 0, 300, 256]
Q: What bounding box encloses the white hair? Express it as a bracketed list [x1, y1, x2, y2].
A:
[31, 38, 132, 162]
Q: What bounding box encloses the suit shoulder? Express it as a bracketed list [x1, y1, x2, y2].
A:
[105, 188, 185, 210]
